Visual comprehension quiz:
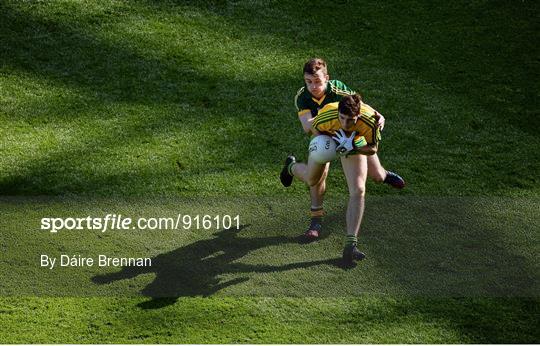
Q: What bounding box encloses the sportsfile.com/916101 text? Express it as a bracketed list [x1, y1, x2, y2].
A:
[40, 214, 241, 233]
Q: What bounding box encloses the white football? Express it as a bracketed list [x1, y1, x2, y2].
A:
[308, 135, 337, 164]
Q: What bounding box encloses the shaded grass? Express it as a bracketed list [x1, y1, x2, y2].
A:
[0, 296, 538, 343]
[1, 196, 538, 298]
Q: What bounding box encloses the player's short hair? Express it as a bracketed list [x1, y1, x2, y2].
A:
[303, 58, 328, 75]
[338, 94, 362, 117]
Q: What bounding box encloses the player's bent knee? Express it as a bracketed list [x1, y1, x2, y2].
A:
[307, 177, 322, 187]
[321, 167, 330, 179]
[348, 186, 366, 198]
[306, 170, 326, 187]
[314, 176, 327, 187]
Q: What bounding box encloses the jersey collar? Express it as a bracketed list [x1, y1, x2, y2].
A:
[311, 94, 326, 105]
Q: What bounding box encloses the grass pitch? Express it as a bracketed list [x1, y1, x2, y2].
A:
[0, 0, 539, 343]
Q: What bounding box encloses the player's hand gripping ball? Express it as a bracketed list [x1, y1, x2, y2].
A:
[308, 135, 337, 164]
[332, 129, 356, 155]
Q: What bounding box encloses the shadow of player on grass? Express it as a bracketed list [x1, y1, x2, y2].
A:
[92, 224, 339, 309]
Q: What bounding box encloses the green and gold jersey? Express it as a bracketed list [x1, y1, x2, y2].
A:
[312, 102, 381, 146]
[294, 79, 354, 118]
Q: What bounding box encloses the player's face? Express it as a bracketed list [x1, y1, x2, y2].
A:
[304, 70, 329, 99]
[338, 112, 358, 131]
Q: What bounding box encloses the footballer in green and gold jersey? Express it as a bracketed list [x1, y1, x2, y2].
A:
[283, 58, 404, 246]
[295, 79, 355, 118]
[313, 102, 381, 151]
